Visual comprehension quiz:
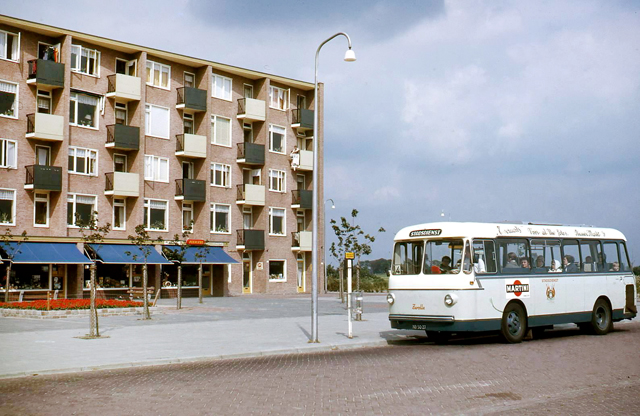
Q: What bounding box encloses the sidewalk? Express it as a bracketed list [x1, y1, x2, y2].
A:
[0, 294, 420, 378]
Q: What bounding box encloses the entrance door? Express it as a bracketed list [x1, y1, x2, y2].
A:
[297, 254, 305, 293]
[242, 252, 252, 294]
[202, 265, 212, 296]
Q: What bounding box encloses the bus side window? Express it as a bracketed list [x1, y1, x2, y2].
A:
[601, 241, 620, 273]
[472, 240, 497, 273]
[561, 240, 580, 273]
[619, 242, 631, 272]
[463, 241, 472, 274]
[580, 241, 600, 273]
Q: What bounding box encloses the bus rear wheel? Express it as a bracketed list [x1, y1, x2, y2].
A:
[589, 298, 612, 335]
[501, 302, 527, 343]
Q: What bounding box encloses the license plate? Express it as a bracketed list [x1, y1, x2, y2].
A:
[412, 324, 426, 330]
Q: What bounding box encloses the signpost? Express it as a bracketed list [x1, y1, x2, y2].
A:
[346, 252, 354, 339]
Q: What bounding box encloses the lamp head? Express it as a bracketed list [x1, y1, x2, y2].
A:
[331, 205, 335, 209]
[344, 48, 356, 62]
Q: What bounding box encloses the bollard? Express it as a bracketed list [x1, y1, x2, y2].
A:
[353, 291, 363, 321]
[47, 291, 51, 311]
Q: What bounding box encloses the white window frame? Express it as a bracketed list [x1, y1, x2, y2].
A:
[69, 91, 100, 129]
[143, 198, 168, 231]
[113, 198, 126, 231]
[184, 71, 195, 88]
[0, 29, 20, 62]
[211, 203, 231, 234]
[183, 112, 194, 134]
[268, 259, 287, 282]
[269, 85, 289, 111]
[211, 163, 231, 188]
[145, 103, 170, 139]
[0, 188, 16, 226]
[34, 192, 49, 228]
[211, 73, 232, 101]
[269, 124, 286, 154]
[70, 44, 101, 77]
[144, 155, 170, 183]
[115, 101, 128, 125]
[37, 89, 52, 114]
[0, 138, 17, 169]
[68, 146, 98, 176]
[0, 79, 19, 119]
[146, 60, 171, 90]
[268, 169, 286, 193]
[67, 193, 98, 228]
[269, 207, 286, 236]
[114, 153, 127, 172]
[182, 202, 193, 233]
[211, 114, 231, 147]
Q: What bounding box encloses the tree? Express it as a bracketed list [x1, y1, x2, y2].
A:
[193, 243, 211, 304]
[127, 225, 163, 319]
[0, 228, 28, 303]
[77, 212, 111, 338]
[163, 228, 192, 310]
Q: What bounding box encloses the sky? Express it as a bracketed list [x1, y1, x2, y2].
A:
[4, 0, 640, 264]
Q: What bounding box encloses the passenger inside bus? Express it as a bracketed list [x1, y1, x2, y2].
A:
[549, 259, 562, 273]
[610, 262, 620, 272]
[533, 256, 547, 272]
[440, 256, 452, 273]
[520, 257, 531, 269]
[504, 252, 518, 268]
[563, 255, 579, 272]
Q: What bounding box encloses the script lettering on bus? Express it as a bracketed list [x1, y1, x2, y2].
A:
[496, 225, 522, 235]
[556, 229, 568, 236]
[412, 303, 425, 310]
[574, 229, 605, 238]
[409, 229, 442, 237]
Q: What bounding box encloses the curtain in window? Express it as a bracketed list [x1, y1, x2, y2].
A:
[0, 189, 14, 200]
[158, 158, 168, 182]
[71, 45, 80, 70]
[76, 195, 95, 205]
[144, 156, 152, 179]
[150, 200, 166, 210]
[216, 117, 230, 146]
[147, 105, 169, 138]
[3, 141, 15, 167]
[0, 33, 5, 59]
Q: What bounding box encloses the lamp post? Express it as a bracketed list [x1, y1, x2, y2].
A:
[311, 33, 356, 343]
[324, 198, 335, 294]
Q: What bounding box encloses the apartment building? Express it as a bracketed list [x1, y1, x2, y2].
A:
[0, 15, 324, 300]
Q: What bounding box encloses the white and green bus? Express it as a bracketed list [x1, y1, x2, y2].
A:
[387, 222, 637, 343]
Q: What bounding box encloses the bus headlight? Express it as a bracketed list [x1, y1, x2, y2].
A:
[444, 293, 458, 307]
[386, 293, 395, 305]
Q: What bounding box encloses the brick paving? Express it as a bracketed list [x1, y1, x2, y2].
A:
[1, 321, 638, 415]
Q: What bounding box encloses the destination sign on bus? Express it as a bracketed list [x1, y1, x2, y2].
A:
[409, 229, 442, 237]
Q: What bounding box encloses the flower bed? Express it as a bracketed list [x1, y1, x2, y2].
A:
[0, 299, 143, 311]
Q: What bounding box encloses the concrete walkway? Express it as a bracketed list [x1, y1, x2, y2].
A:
[0, 294, 420, 378]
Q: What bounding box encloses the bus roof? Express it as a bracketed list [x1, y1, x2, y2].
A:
[394, 222, 626, 242]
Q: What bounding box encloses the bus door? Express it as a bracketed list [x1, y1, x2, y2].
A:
[599, 241, 628, 311]
[530, 239, 565, 317]
[561, 240, 584, 314]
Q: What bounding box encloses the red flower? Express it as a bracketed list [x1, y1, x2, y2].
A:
[0, 299, 144, 311]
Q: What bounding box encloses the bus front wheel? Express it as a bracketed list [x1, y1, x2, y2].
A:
[501, 302, 527, 343]
[589, 298, 612, 335]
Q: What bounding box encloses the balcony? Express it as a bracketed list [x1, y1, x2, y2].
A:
[176, 87, 207, 113]
[236, 184, 265, 206]
[236, 229, 265, 251]
[27, 59, 64, 90]
[24, 165, 62, 192]
[237, 98, 266, 122]
[105, 124, 140, 151]
[105, 172, 139, 197]
[291, 108, 314, 131]
[25, 113, 64, 142]
[106, 74, 141, 102]
[236, 142, 265, 165]
[291, 231, 312, 252]
[175, 179, 206, 202]
[291, 190, 312, 210]
[176, 134, 207, 158]
[297, 150, 313, 171]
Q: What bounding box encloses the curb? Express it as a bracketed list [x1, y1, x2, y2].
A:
[0, 339, 390, 379]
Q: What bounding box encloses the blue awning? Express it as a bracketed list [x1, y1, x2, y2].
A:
[89, 244, 171, 264]
[163, 245, 238, 264]
[0, 242, 92, 264]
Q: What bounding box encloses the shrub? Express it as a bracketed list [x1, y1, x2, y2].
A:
[0, 299, 143, 311]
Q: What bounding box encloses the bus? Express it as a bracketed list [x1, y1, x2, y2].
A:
[387, 222, 637, 343]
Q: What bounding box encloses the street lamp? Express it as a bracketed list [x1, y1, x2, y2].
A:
[324, 198, 335, 294]
[311, 32, 356, 343]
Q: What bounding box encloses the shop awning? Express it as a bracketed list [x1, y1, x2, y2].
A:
[89, 244, 171, 264]
[0, 242, 92, 264]
[163, 245, 238, 264]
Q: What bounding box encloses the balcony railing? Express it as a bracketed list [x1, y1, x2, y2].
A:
[236, 98, 266, 122]
[25, 165, 62, 191]
[106, 74, 141, 101]
[236, 229, 265, 251]
[27, 59, 64, 89]
[105, 172, 114, 192]
[26, 113, 35, 135]
[176, 87, 207, 112]
[104, 172, 139, 197]
[25, 113, 65, 141]
[291, 231, 312, 251]
[106, 124, 140, 150]
[175, 133, 206, 158]
[236, 142, 265, 165]
[291, 108, 314, 131]
[175, 179, 206, 201]
[292, 190, 312, 209]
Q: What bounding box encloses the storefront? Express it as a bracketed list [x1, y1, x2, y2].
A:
[0, 242, 92, 300]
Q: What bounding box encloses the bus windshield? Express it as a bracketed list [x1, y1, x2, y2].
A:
[392, 241, 423, 275]
[423, 239, 464, 274]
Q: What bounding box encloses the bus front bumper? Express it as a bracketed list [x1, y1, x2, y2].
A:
[389, 314, 500, 332]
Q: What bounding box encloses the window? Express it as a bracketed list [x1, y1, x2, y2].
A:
[144, 155, 169, 182]
[145, 104, 170, 138]
[423, 239, 464, 274]
[70, 91, 99, 128]
[113, 198, 126, 230]
[600, 241, 631, 272]
[0, 80, 18, 118]
[497, 239, 531, 273]
[0, 189, 16, 225]
[183, 113, 194, 134]
[211, 115, 231, 146]
[212, 73, 232, 100]
[116, 58, 136, 76]
[182, 203, 193, 231]
[529, 239, 561, 273]
[0, 30, 19, 62]
[184, 72, 195, 88]
[269, 207, 285, 235]
[561, 240, 580, 273]
[211, 163, 231, 188]
[243, 84, 253, 99]
[67, 194, 97, 227]
[68, 147, 98, 176]
[269, 260, 286, 282]
[268, 169, 286, 193]
[391, 241, 423, 275]
[34, 193, 49, 227]
[146, 60, 170, 89]
[71, 45, 100, 76]
[269, 85, 289, 110]
[115, 102, 127, 125]
[580, 240, 601, 272]
[243, 122, 253, 142]
[114, 154, 127, 172]
[37, 90, 51, 114]
[0, 139, 17, 168]
[269, 124, 285, 153]
[143, 199, 168, 231]
[211, 203, 230, 234]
